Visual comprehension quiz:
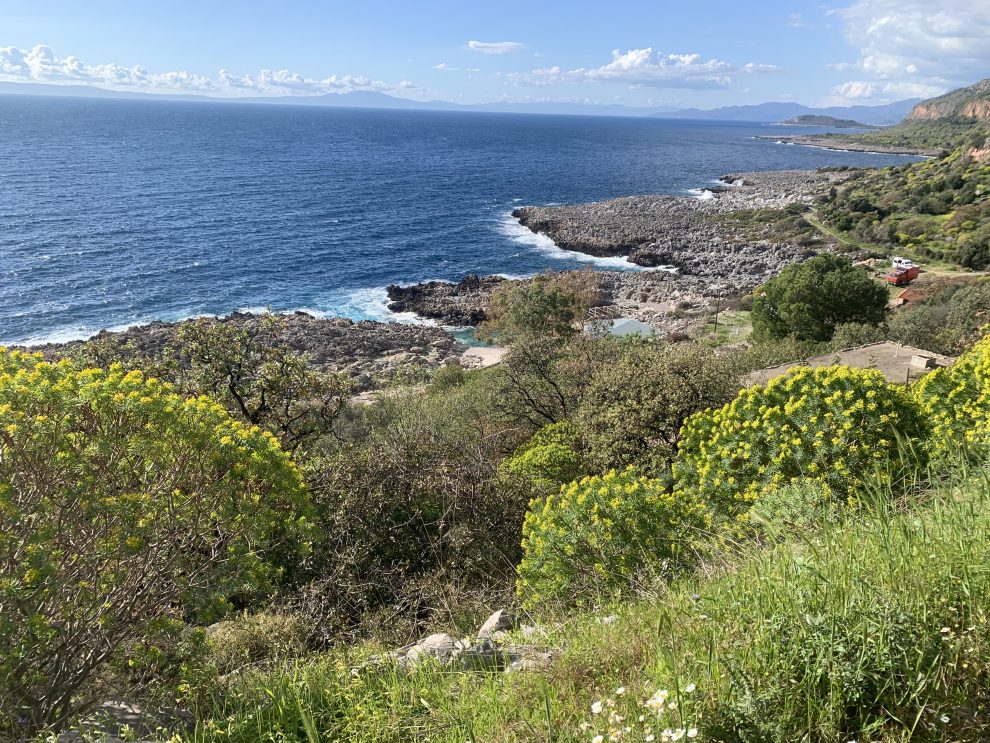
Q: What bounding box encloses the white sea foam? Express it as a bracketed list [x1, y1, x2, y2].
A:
[12, 311, 213, 347]
[686, 187, 716, 201]
[323, 287, 438, 326]
[495, 211, 674, 272]
[7, 295, 436, 347]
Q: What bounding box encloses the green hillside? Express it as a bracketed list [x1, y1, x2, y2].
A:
[819, 142, 990, 267]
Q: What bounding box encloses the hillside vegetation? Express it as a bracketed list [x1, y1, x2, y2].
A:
[6, 260, 990, 740]
[819, 143, 990, 267]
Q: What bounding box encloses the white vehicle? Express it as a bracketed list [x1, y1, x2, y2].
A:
[892, 256, 915, 270]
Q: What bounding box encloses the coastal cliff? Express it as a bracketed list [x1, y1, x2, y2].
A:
[907, 78, 990, 121]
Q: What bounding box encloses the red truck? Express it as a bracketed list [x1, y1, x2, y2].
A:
[887, 265, 920, 286]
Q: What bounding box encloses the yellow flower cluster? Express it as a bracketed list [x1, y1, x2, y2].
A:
[915, 333, 990, 459]
[517, 468, 710, 607]
[674, 365, 926, 517]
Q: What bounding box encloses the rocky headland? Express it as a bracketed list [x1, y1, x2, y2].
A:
[387, 169, 856, 329]
[25, 312, 467, 390]
[758, 135, 942, 157]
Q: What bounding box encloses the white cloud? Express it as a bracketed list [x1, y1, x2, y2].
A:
[467, 40, 524, 55]
[827, 0, 990, 103]
[787, 13, 810, 28]
[510, 48, 780, 90]
[0, 43, 415, 98]
[831, 79, 945, 101]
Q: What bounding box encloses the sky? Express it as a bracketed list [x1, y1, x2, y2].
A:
[0, 0, 987, 109]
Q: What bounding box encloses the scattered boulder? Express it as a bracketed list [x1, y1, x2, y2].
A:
[477, 608, 517, 639]
[358, 611, 554, 676]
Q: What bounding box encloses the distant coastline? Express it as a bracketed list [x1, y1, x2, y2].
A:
[758, 134, 941, 157]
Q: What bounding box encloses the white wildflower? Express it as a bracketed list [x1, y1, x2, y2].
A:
[592, 701, 604, 715]
[684, 683, 696, 693]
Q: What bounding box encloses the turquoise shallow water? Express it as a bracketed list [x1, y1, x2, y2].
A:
[0, 95, 919, 344]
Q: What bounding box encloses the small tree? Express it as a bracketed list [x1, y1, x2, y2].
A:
[576, 342, 744, 476]
[0, 350, 311, 736]
[479, 269, 601, 346]
[173, 315, 353, 453]
[751, 255, 888, 342]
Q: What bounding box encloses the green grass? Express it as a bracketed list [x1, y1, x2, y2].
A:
[183, 460, 990, 742]
[697, 310, 752, 347]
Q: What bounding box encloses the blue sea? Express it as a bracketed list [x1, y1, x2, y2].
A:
[0, 95, 919, 345]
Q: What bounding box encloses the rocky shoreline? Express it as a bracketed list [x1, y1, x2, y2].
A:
[23, 312, 467, 389]
[21, 168, 883, 372]
[386, 274, 507, 325]
[758, 134, 941, 157]
[386, 169, 859, 328]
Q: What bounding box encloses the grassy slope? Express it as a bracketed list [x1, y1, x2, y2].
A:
[188, 465, 990, 742]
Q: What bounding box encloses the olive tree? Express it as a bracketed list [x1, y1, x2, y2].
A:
[0, 350, 311, 736]
[173, 315, 354, 453]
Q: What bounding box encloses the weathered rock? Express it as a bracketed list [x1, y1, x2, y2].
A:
[386, 274, 507, 325]
[477, 608, 516, 638]
[401, 633, 459, 666]
[505, 648, 554, 673]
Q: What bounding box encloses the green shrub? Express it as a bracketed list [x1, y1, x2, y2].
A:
[517, 469, 711, 608]
[0, 350, 311, 736]
[674, 365, 927, 519]
[500, 421, 585, 494]
[751, 255, 888, 342]
[576, 342, 743, 476]
[206, 612, 312, 676]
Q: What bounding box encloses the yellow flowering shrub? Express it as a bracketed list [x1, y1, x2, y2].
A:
[517, 469, 711, 607]
[674, 366, 927, 517]
[0, 349, 311, 736]
[914, 333, 990, 459]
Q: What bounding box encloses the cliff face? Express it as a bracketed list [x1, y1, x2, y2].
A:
[907, 78, 990, 121]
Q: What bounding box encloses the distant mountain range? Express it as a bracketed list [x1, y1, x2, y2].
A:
[0, 80, 917, 124]
[652, 99, 919, 126]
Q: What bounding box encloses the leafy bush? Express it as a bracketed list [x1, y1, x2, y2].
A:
[576, 342, 743, 476]
[299, 379, 528, 645]
[500, 421, 586, 495]
[915, 332, 990, 460]
[479, 269, 601, 346]
[205, 612, 312, 676]
[0, 350, 311, 736]
[888, 280, 990, 355]
[751, 255, 888, 342]
[674, 366, 928, 518]
[517, 469, 711, 608]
